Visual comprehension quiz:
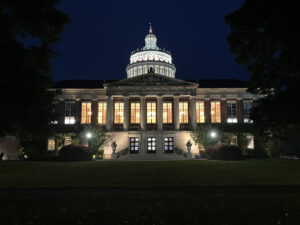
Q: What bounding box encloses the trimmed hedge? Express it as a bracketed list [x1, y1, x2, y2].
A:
[207, 143, 243, 160]
[58, 144, 93, 161]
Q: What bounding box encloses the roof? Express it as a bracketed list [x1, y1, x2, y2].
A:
[54, 78, 248, 89]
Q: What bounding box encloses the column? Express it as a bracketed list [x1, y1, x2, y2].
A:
[123, 96, 129, 131]
[237, 99, 243, 123]
[92, 100, 98, 124]
[189, 96, 197, 129]
[204, 99, 211, 123]
[221, 99, 227, 124]
[58, 100, 65, 125]
[174, 96, 180, 130]
[140, 96, 146, 130]
[157, 96, 163, 131]
[106, 96, 112, 130]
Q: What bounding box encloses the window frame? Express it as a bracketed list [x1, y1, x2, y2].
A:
[98, 101, 107, 125]
[147, 101, 157, 124]
[147, 137, 156, 153]
[163, 102, 173, 124]
[114, 101, 124, 124]
[64, 101, 75, 124]
[211, 101, 221, 123]
[81, 102, 92, 124]
[196, 101, 205, 123]
[164, 137, 174, 153]
[130, 137, 139, 153]
[179, 101, 189, 124]
[130, 102, 141, 124]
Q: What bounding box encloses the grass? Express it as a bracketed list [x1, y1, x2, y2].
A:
[1, 159, 300, 224]
[0, 159, 300, 187]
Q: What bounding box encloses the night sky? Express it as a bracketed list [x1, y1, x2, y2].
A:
[52, 0, 248, 82]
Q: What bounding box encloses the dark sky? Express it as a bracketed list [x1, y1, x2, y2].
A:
[52, 0, 248, 81]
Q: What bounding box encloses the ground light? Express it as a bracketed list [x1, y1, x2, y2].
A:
[210, 131, 217, 138]
[86, 132, 92, 139]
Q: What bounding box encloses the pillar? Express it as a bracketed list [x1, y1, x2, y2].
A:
[174, 96, 180, 130]
[123, 96, 129, 131]
[106, 96, 112, 130]
[140, 96, 146, 130]
[189, 96, 196, 129]
[157, 96, 163, 131]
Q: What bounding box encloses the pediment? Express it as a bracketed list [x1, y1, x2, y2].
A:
[104, 72, 198, 87]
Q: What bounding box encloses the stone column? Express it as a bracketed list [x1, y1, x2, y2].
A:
[58, 100, 65, 125]
[106, 96, 112, 130]
[237, 99, 243, 123]
[92, 100, 98, 125]
[123, 96, 129, 131]
[221, 99, 227, 124]
[174, 96, 180, 131]
[189, 96, 197, 129]
[157, 96, 163, 131]
[140, 96, 146, 130]
[204, 99, 211, 123]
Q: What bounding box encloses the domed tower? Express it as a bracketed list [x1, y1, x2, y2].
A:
[126, 24, 176, 78]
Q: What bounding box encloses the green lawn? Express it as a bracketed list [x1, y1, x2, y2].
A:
[0, 159, 300, 187]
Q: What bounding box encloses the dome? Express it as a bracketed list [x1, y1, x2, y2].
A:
[126, 24, 176, 78]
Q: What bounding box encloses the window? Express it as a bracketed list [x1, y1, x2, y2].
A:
[64, 137, 72, 146]
[179, 101, 189, 123]
[227, 101, 237, 123]
[65, 101, 75, 124]
[211, 101, 221, 123]
[81, 102, 92, 124]
[147, 137, 156, 153]
[147, 102, 156, 124]
[196, 101, 205, 123]
[231, 136, 238, 146]
[247, 136, 254, 149]
[114, 102, 124, 124]
[98, 102, 107, 124]
[47, 138, 55, 151]
[130, 137, 139, 153]
[163, 102, 172, 123]
[243, 101, 253, 123]
[130, 102, 140, 124]
[164, 137, 174, 153]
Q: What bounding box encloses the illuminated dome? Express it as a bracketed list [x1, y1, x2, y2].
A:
[126, 23, 176, 78]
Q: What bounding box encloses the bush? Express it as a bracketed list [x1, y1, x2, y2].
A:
[58, 144, 93, 161]
[206, 143, 243, 160]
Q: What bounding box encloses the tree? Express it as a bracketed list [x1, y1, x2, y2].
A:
[225, 0, 300, 155]
[191, 124, 220, 151]
[0, 1, 70, 151]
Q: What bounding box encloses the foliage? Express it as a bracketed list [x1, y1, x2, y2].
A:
[225, 0, 300, 156]
[237, 133, 248, 154]
[191, 124, 220, 150]
[206, 143, 243, 161]
[0, 1, 70, 155]
[58, 144, 93, 161]
[78, 125, 111, 155]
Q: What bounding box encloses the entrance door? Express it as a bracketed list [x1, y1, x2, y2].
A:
[130, 137, 139, 153]
[147, 137, 156, 153]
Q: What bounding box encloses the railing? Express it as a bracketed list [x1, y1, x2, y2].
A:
[116, 148, 129, 158]
[174, 148, 187, 158]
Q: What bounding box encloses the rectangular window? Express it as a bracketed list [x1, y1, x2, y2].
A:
[247, 135, 254, 149]
[47, 138, 55, 151]
[231, 136, 238, 146]
[65, 101, 75, 124]
[179, 101, 189, 123]
[98, 102, 107, 124]
[147, 102, 156, 124]
[147, 137, 156, 153]
[196, 101, 205, 123]
[130, 137, 139, 153]
[211, 101, 221, 123]
[164, 137, 174, 153]
[64, 137, 72, 146]
[130, 102, 140, 124]
[227, 101, 237, 123]
[163, 102, 172, 123]
[114, 102, 124, 124]
[81, 102, 92, 124]
[243, 101, 253, 123]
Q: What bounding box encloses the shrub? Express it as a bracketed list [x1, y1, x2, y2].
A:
[58, 144, 93, 161]
[206, 143, 243, 160]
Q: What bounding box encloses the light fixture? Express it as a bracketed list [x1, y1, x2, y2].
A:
[86, 132, 92, 139]
[210, 131, 217, 138]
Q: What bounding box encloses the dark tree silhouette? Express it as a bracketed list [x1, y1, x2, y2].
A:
[0, 1, 70, 141]
[225, 0, 300, 151]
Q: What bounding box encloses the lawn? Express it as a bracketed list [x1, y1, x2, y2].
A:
[1, 159, 300, 225]
[0, 159, 300, 187]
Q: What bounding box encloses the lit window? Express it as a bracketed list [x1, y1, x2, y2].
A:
[47, 138, 55, 151]
[147, 137, 156, 153]
[247, 136, 254, 149]
[81, 102, 92, 124]
[114, 102, 124, 124]
[227, 101, 237, 123]
[98, 102, 107, 124]
[243, 101, 253, 123]
[179, 101, 189, 123]
[65, 101, 75, 124]
[163, 102, 172, 123]
[196, 101, 205, 123]
[211, 101, 221, 123]
[130, 137, 139, 153]
[231, 136, 238, 146]
[147, 102, 156, 124]
[130, 102, 140, 124]
[64, 137, 72, 146]
[164, 137, 174, 153]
